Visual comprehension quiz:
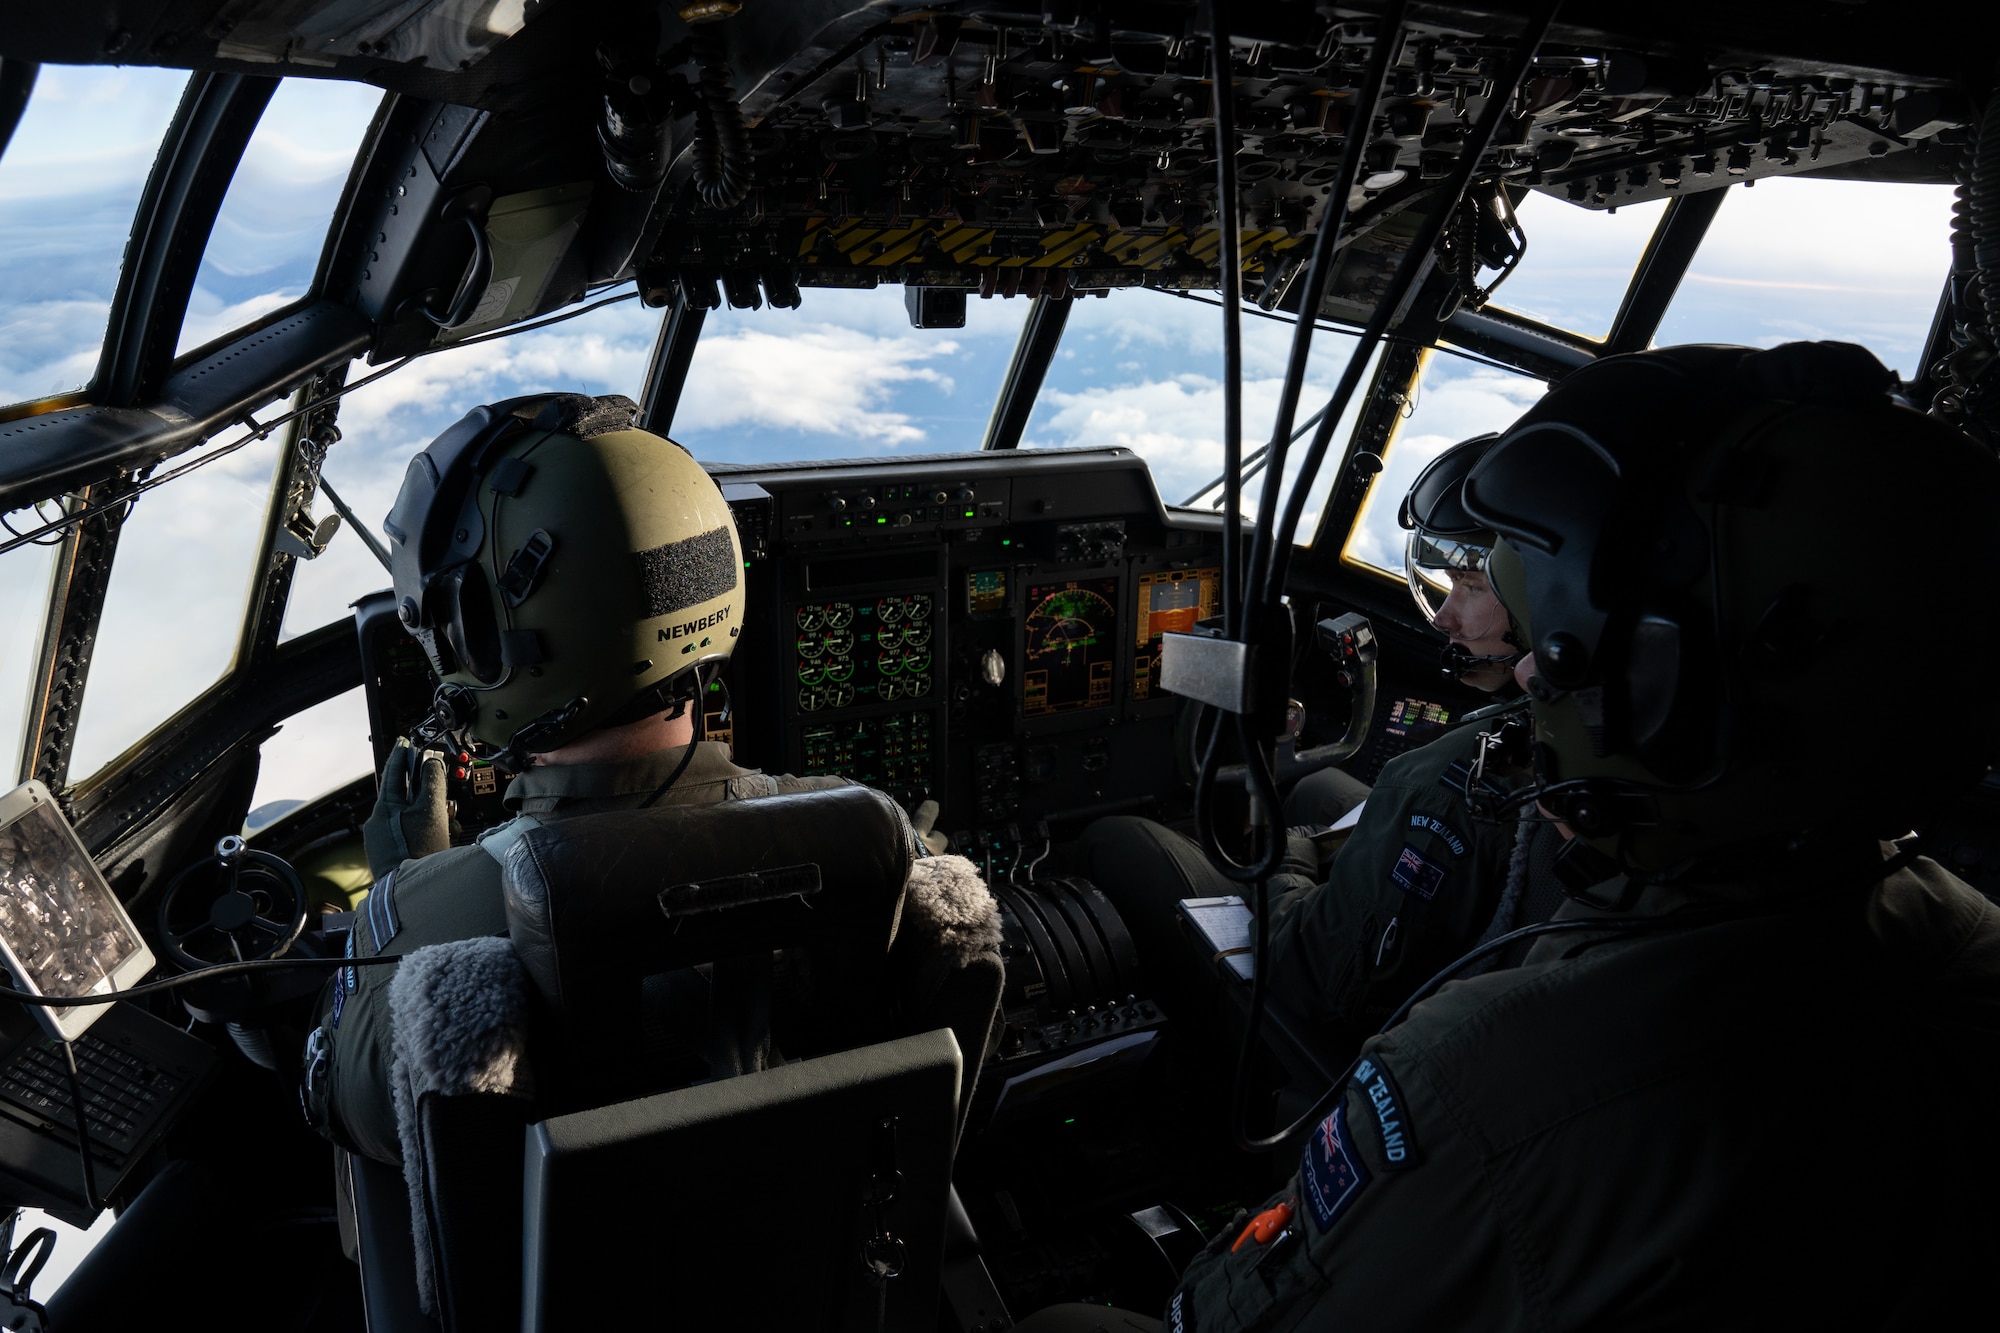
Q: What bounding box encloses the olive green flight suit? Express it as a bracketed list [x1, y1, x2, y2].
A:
[1263, 721, 1521, 1051]
[1167, 855, 2000, 1331]
[310, 742, 847, 1165]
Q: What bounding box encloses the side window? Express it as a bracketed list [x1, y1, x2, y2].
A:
[1654, 177, 1954, 375]
[67, 436, 285, 782]
[675, 286, 1031, 461]
[0, 539, 59, 781]
[176, 77, 383, 358]
[1027, 288, 1375, 543]
[1340, 350, 1547, 580]
[0, 66, 188, 405]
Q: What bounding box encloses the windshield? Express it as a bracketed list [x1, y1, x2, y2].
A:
[672, 286, 1031, 460]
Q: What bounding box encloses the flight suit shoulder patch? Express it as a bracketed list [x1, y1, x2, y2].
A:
[1301, 1100, 1370, 1233]
[1390, 843, 1448, 900]
[1352, 1057, 1420, 1170]
[1407, 812, 1468, 857]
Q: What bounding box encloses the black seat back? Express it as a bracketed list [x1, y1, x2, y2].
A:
[500, 784, 913, 1107]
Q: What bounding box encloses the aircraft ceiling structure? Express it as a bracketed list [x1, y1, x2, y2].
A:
[0, 1, 1982, 502]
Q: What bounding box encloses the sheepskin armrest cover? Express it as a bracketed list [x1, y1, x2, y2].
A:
[388, 936, 536, 1322]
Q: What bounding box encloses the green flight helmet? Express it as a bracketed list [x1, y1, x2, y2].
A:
[1465, 342, 2000, 884]
[384, 393, 745, 756]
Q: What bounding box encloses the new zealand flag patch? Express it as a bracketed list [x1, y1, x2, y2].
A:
[1390, 843, 1447, 900]
[1302, 1102, 1370, 1233]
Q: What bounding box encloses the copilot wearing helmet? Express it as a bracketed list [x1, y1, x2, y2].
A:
[1254, 434, 1539, 1049]
[305, 394, 862, 1166]
[1398, 433, 1522, 693]
[1169, 342, 2000, 1331]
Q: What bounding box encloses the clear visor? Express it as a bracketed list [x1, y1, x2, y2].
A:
[1404, 530, 1492, 626]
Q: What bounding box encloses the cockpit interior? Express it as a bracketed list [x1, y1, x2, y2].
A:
[0, 0, 1996, 1326]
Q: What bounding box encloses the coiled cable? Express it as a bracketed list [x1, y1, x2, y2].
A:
[689, 27, 753, 210]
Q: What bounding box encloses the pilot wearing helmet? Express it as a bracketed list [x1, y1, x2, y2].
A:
[1166, 341, 2000, 1329]
[301, 393, 934, 1166]
[1077, 433, 1539, 1065]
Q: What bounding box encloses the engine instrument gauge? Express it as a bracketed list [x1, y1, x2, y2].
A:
[827, 682, 856, 709]
[902, 622, 931, 649]
[797, 661, 825, 686]
[796, 606, 824, 632]
[823, 628, 855, 656]
[824, 602, 855, 629]
[875, 624, 902, 651]
[876, 597, 906, 625]
[876, 651, 904, 677]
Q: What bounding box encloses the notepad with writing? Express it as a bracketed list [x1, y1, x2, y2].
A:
[1178, 895, 1256, 981]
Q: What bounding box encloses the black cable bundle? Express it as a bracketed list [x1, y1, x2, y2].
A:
[689, 26, 753, 211]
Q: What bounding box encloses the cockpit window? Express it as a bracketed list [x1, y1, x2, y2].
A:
[0, 65, 188, 406]
[672, 286, 1032, 460]
[1340, 349, 1547, 579]
[1654, 177, 1954, 375]
[1025, 287, 1373, 541]
[174, 77, 384, 359]
[67, 435, 285, 783]
[245, 685, 373, 834]
[1485, 192, 1670, 339]
[279, 291, 663, 642]
[0, 538, 59, 782]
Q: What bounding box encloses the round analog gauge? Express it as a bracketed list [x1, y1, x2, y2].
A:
[823, 657, 855, 682]
[824, 602, 855, 629]
[875, 596, 906, 625]
[798, 686, 824, 712]
[905, 672, 932, 698]
[874, 624, 901, 651]
[822, 628, 855, 656]
[903, 650, 932, 675]
[878, 676, 905, 702]
[796, 606, 824, 632]
[901, 622, 931, 649]
[796, 632, 824, 659]
[908, 593, 932, 622]
[827, 682, 856, 709]
[797, 660, 825, 686]
[876, 651, 904, 677]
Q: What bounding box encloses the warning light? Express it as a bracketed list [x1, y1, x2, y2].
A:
[876, 515, 887, 525]
[963, 509, 975, 518]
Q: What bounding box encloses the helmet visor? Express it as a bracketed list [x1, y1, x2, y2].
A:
[1404, 530, 1492, 625]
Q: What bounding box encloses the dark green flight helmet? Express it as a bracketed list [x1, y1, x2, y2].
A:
[384, 393, 745, 758]
[1465, 342, 2000, 884]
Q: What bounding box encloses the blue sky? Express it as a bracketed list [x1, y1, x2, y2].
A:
[0, 66, 1962, 818]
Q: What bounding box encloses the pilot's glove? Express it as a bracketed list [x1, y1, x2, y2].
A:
[910, 799, 951, 857]
[362, 738, 450, 878]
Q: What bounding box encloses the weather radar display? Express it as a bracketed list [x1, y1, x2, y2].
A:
[1023, 578, 1119, 716]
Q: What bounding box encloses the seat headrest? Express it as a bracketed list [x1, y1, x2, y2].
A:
[500, 784, 913, 1017]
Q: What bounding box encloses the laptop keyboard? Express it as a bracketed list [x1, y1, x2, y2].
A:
[0, 1031, 184, 1167]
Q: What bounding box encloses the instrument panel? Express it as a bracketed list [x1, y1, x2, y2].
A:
[711, 447, 1221, 836]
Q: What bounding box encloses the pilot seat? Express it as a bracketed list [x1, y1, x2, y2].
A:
[337, 783, 1006, 1331]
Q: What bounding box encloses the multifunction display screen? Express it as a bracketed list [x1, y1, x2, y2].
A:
[967, 569, 1008, 615]
[1132, 566, 1220, 700]
[1023, 578, 1120, 717]
[1382, 696, 1452, 742]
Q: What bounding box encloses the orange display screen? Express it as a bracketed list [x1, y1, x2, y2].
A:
[1132, 567, 1220, 701]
